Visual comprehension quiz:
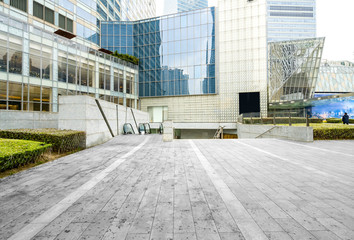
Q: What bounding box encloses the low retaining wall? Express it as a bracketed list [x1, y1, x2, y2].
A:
[1, 96, 149, 148]
[0, 110, 58, 129]
[237, 123, 313, 142]
[58, 96, 149, 147]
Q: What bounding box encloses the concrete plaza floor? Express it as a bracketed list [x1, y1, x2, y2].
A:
[1, 135, 354, 240]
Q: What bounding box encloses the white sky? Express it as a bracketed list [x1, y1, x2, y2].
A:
[156, 0, 354, 62]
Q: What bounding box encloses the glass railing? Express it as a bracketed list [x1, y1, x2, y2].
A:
[123, 123, 135, 134]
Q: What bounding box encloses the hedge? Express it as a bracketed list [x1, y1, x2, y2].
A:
[0, 138, 51, 172]
[314, 127, 354, 140]
[326, 118, 354, 124]
[0, 129, 86, 153]
[243, 117, 323, 124]
[310, 124, 354, 140]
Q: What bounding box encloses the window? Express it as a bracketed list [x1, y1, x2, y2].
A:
[59, 14, 65, 29]
[67, 18, 73, 32]
[45, 7, 54, 24]
[10, 0, 27, 12]
[33, 2, 55, 24]
[59, 14, 73, 33]
[33, 1, 43, 19]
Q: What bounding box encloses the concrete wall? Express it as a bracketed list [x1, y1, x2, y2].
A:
[58, 95, 149, 147]
[237, 123, 313, 142]
[0, 110, 58, 129]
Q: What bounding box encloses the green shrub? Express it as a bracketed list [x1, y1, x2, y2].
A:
[0, 129, 86, 153]
[314, 127, 354, 140]
[0, 138, 51, 172]
[326, 118, 354, 124]
[112, 51, 139, 65]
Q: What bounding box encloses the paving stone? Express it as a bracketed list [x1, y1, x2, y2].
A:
[0, 136, 353, 240]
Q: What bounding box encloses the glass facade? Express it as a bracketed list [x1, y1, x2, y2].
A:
[317, 61, 354, 93]
[178, 0, 208, 13]
[268, 38, 325, 103]
[267, 0, 316, 42]
[101, 7, 216, 98]
[0, 11, 138, 112]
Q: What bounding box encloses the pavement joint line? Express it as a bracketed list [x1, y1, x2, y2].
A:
[7, 136, 151, 240]
[273, 139, 354, 157]
[235, 140, 331, 177]
[189, 140, 269, 240]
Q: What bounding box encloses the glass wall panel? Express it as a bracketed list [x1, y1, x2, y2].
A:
[99, 65, 104, 89]
[88, 61, 94, 87]
[0, 81, 6, 110]
[8, 82, 22, 110]
[29, 85, 41, 111]
[0, 41, 7, 72]
[8, 49, 22, 74]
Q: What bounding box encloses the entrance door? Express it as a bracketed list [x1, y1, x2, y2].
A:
[239, 92, 260, 115]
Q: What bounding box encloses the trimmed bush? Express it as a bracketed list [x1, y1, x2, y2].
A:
[0, 138, 51, 172]
[0, 129, 86, 153]
[326, 118, 354, 124]
[314, 127, 354, 140]
[243, 117, 323, 124]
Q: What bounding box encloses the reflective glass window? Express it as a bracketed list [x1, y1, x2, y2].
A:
[0, 38, 7, 72]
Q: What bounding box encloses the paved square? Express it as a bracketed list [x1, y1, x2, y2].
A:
[1, 135, 354, 240]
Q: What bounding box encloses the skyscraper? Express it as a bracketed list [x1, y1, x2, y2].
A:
[162, 0, 208, 15]
[267, 0, 316, 42]
[178, 0, 208, 12]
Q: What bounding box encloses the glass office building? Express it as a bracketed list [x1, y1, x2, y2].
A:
[101, 7, 216, 98]
[267, 0, 316, 42]
[0, 0, 156, 112]
[178, 0, 208, 13]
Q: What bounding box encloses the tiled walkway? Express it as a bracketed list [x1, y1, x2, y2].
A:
[1, 135, 354, 240]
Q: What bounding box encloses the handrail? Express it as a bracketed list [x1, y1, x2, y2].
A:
[255, 126, 277, 138]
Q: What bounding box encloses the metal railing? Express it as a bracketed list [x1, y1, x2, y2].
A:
[238, 109, 319, 126]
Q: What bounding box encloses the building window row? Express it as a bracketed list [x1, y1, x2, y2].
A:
[0, 81, 52, 111]
[33, 1, 54, 24]
[269, 6, 313, 12]
[270, 12, 314, 18]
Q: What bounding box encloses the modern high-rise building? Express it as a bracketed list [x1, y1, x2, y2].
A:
[267, 0, 316, 42]
[0, 0, 156, 112]
[178, 0, 208, 12]
[162, 0, 208, 15]
[1, 0, 325, 133]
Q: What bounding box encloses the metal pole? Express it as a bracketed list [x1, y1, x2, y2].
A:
[130, 108, 139, 131]
[289, 109, 292, 126]
[116, 104, 119, 135]
[95, 99, 114, 137]
[306, 114, 309, 127]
